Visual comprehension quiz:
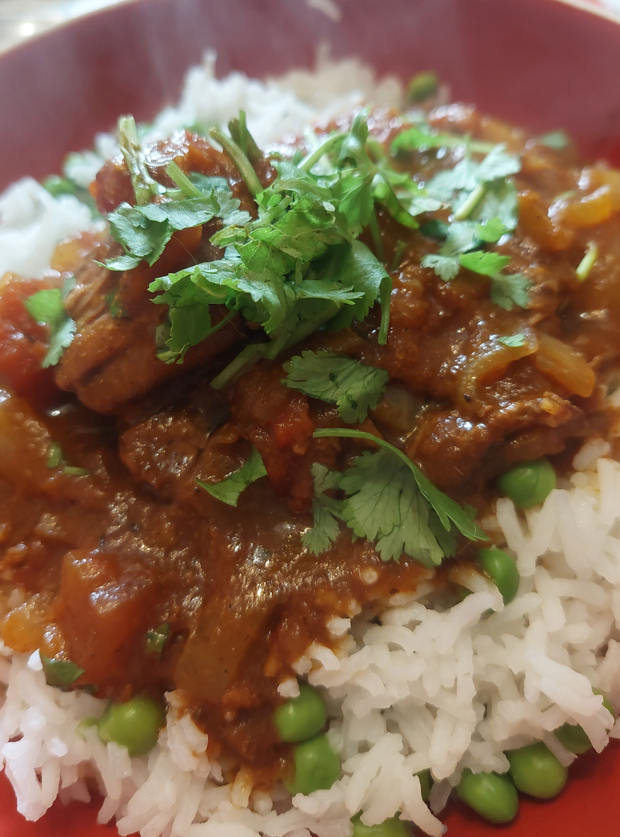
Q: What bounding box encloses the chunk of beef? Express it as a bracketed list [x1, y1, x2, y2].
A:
[54, 235, 241, 414]
[54, 131, 276, 414]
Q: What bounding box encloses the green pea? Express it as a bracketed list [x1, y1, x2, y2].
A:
[497, 459, 556, 509]
[351, 812, 410, 836]
[457, 768, 518, 825]
[554, 722, 592, 755]
[97, 696, 165, 756]
[274, 684, 327, 743]
[593, 688, 615, 719]
[554, 690, 615, 754]
[285, 733, 341, 795]
[508, 742, 568, 799]
[407, 71, 439, 102]
[417, 767, 432, 802]
[477, 547, 520, 604]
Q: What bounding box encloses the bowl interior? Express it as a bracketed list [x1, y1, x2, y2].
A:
[1, 0, 619, 834]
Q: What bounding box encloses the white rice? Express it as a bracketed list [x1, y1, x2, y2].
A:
[1, 53, 619, 837]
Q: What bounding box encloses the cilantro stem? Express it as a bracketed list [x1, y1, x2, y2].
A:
[299, 134, 344, 172]
[454, 182, 486, 221]
[576, 241, 598, 282]
[210, 343, 269, 390]
[368, 210, 385, 261]
[118, 115, 162, 206]
[165, 161, 202, 198]
[209, 126, 262, 197]
[313, 427, 423, 477]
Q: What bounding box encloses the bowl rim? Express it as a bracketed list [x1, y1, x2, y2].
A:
[1, 0, 619, 64]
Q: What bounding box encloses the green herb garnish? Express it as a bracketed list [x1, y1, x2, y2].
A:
[146, 623, 171, 655]
[537, 130, 570, 150]
[197, 446, 267, 506]
[497, 333, 527, 348]
[283, 351, 389, 423]
[576, 241, 598, 282]
[45, 442, 88, 476]
[40, 654, 85, 688]
[416, 142, 529, 309]
[305, 428, 486, 566]
[24, 285, 76, 368]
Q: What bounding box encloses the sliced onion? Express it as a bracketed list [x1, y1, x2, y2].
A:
[534, 333, 595, 398]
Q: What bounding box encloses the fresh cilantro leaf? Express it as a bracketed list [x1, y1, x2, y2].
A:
[106, 188, 248, 271]
[40, 654, 84, 688]
[474, 145, 521, 182]
[475, 217, 510, 243]
[313, 428, 487, 566]
[538, 130, 570, 150]
[390, 125, 495, 156]
[497, 333, 527, 347]
[303, 496, 343, 554]
[319, 241, 391, 342]
[490, 272, 531, 310]
[24, 287, 76, 368]
[471, 179, 519, 231]
[458, 252, 530, 309]
[459, 251, 511, 276]
[197, 447, 267, 506]
[421, 253, 460, 280]
[103, 253, 143, 271]
[311, 461, 342, 494]
[339, 448, 445, 566]
[420, 219, 449, 241]
[302, 463, 344, 554]
[283, 350, 389, 423]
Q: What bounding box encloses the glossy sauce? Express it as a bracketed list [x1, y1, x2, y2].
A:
[1, 107, 620, 776]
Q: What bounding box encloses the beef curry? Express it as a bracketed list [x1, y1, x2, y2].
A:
[1, 103, 619, 778]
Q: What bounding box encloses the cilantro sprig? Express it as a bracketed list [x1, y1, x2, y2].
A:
[147, 114, 416, 385]
[403, 133, 531, 310]
[91, 111, 530, 384]
[306, 428, 486, 566]
[198, 351, 485, 566]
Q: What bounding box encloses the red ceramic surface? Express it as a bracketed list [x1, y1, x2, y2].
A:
[1, 0, 620, 834]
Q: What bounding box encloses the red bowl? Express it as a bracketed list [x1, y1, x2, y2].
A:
[1, 0, 620, 834]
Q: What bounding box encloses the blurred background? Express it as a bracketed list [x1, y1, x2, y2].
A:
[0, 0, 126, 51]
[0, 0, 619, 52]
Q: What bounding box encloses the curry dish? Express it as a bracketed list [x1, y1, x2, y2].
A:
[1, 101, 619, 784]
